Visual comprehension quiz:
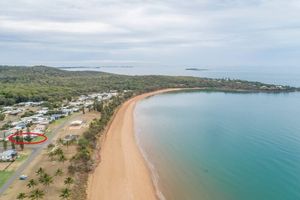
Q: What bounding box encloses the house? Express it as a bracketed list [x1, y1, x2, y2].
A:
[21, 117, 33, 125]
[37, 108, 48, 115]
[70, 120, 83, 126]
[0, 150, 18, 161]
[3, 106, 14, 111]
[61, 108, 73, 116]
[9, 109, 22, 115]
[32, 124, 47, 134]
[15, 122, 27, 130]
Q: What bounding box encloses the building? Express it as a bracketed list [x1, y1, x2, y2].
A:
[0, 150, 18, 161]
[32, 124, 47, 134]
[70, 120, 83, 126]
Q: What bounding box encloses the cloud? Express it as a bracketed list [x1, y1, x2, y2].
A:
[0, 0, 300, 67]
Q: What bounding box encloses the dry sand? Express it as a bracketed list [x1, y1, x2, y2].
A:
[87, 89, 182, 200]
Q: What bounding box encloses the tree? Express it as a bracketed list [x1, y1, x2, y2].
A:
[54, 168, 63, 177]
[47, 151, 55, 161]
[36, 167, 45, 176]
[54, 147, 63, 156]
[38, 173, 53, 187]
[20, 137, 24, 150]
[57, 138, 64, 145]
[17, 192, 27, 200]
[3, 140, 8, 150]
[10, 141, 15, 150]
[24, 134, 33, 143]
[0, 113, 5, 121]
[64, 177, 74, 187]
[29, 189, 44, 200]
[58, 154, 67, 163]
[27, 179, 38, 189]
[59, 188, 71, 200]
[47, 143, 54, 150]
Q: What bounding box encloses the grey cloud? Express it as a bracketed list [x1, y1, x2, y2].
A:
[0, 0, 300, 67]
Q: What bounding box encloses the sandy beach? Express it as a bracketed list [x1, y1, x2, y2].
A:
[87, 89, 180, 200]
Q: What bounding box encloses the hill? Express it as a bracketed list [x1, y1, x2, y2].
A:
[0, 65, 297, 105]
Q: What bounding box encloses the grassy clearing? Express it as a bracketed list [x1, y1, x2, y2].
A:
[50, 116, 71, 126]
[16, 153, 29, 162]
[0, 170, 14, 187]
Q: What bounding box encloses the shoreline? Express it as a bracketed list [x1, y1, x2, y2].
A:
[87, 88, 182, 200]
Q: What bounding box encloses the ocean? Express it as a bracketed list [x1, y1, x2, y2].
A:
[134, 91, 300, 200]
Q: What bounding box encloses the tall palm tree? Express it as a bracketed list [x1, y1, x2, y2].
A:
[17, 192, 27, 200]
[29, 189, 44, 200]
[64, 177, 74, 187]
[59, 188, 71, 200]
[27, 179, 38, 189]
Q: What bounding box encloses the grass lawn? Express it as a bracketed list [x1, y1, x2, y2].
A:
[16, 153, 29, 162]
[0, 170, 14, 187]
[50, 115, 71, 126]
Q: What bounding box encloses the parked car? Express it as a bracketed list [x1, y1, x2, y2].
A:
[19, 175, 28, 180]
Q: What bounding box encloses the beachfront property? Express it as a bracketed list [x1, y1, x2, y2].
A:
[0, 91, 121, 144]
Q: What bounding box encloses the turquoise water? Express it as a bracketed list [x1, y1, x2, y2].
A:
[135, 91, 300, 200]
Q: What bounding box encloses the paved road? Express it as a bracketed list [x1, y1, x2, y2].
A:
[0, 114, 81, 195]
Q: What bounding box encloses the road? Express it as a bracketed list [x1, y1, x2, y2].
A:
[0, 113, 81, 195]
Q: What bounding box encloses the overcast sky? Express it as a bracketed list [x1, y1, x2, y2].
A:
[1, 0, 300, 68]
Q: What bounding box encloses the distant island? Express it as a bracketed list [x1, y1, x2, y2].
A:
[59, 66, 134, 69]
[185, 68, 209, 71]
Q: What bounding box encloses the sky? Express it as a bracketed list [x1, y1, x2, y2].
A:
[0, 0, 300, 68]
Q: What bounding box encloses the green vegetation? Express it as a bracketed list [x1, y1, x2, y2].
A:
[0, 170, 14, 187]
[29, 189, 45, 200]
[19, 166, 72, 199]
[16, 192, 27, 200]
[0, 113, 5, 121]
[16, 153, 29, 162]
[0, 65, 296, 106]
[21, 110, 35, 118]
[68, 94, 134, 199]
[60, 188, 71, 199]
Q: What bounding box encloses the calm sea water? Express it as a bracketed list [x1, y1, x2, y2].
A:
[62, 66, 300, 87]
[135, 91, 300, 200]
